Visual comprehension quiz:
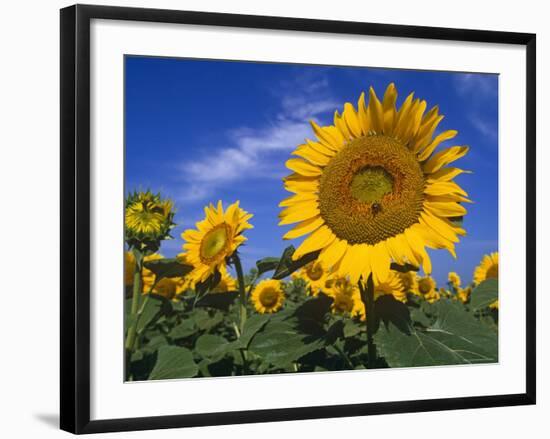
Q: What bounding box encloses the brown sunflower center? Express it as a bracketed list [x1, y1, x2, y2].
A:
[318, 134, 425, 245]
[259, 288, 279, 307]
[200, 223, 231, 263]
[418, 278, 433, 295]
[486, 264, 499, 279]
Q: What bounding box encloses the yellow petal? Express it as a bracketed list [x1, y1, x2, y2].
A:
[279, 193, 318, 207]
[310, 121, 342, 151]
[420, 211, 459, 243]
[426, 167, 469, 183]
[282, 216, 324, 240]
[424, 200, 467, 217]
[368, 87, 384, 133]
[370, 242, 390, 283]
[279, 202, 319, 225]
[293, 225, 336, 259]
[334, 111, 352, 141]
[285, 158, 322, 177]
[418, 130, 458, 161]
[424, 181, 468, 197]
[319, 238, 348, 269]
[357, 92, 371, 133]
[292, 144, 331, 166]
[382, 83, 398, 134]
[423, 146, 469, 174]
[343, 103, 363, 138]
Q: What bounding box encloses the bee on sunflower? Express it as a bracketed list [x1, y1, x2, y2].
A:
[279, 83, 469, 285]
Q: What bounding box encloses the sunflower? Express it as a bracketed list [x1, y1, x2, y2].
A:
[399, 271, 418, 295]
[141, 253, 164, 293]
[448, 271, 461, 288]
[415, 275, 440, 303]
[456, 286, 471, 304]
[125, 190, 175, 250]
[473, 252, 499, 285]
[181, 201, 253, 285]
[125, 251, 136, 287]
[211, 268, 238, 293]
[279, 83, 469, 284]
[250, 279, 285, 314]
[292, 260, 330, 296]
[373, 271, 407, 303]
[324, 277, 363, 319]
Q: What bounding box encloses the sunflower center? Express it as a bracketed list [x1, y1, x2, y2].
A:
[306, 262, 324, 281]
[259, 288, 279, 307]
[200, 223, 231, 262]
[418, 279, 432, 295]
[486, 264, 498, 279]
[350, 167, 394, 203]
[318, 135, 425, 245]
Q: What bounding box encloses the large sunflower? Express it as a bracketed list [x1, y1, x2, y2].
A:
[473, 252, 498, 285]
[280, 84, 469, 284]
[181, 201, 253, 285]
[292, 260, 330, 296]
[250, 279, 285, 314]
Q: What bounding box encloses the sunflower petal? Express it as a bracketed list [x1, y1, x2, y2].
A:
[423, 146, 469, 174]
[319, 238, 348, 269]
[293, 225, 336, 259]
[285, 158, 322, 177]
[283, 216, 324, 240]
[418, 130, 458, 161]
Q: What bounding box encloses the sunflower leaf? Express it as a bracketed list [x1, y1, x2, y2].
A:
[375, 299, 498, 367]
[389, 262, 419, 273]
[469, 279, 499, 312]
[143, 258, 193, 281]
[272, 246, 321, 280]
[149, 346, 198, 380]
[195, 291, 238, 311]
[256, 257, 281, 276]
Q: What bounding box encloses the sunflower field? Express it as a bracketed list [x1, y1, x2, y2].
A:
[124, 84, 499, 381]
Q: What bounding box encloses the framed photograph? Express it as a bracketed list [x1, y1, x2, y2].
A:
[60, 4, 536, 434]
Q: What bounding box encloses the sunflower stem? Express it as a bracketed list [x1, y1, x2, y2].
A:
[359, 274, 377, 368]
[125, 249, 143, 380]
[233, 252, 248, 336]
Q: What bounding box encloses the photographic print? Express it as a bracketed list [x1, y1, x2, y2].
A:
[123, 56, 499, 381]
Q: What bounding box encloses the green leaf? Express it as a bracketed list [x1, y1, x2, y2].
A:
[248, 319, 324, 367]
[272, 246, 321, 280]
[196, 291, 238, 311]
[375, 300, 498, 367]
[169, 318, 197, 340]
[469, 279, 499, 312]
[239, 314, 270, 348]
[343, 319, 362, 338]
[256, 257, 280, 276]
[195, 269, 222, 295]
[149, 346, 198, 379]
[374, 295, 412, 335]
[137, 298, 164, 333]
[142, 258, 193, 281]
[195, 334, 233, 360]
[390, 262, 419, 273]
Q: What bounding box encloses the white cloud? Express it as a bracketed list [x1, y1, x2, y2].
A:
[175, 74, 337, 202]
[454, 73, 497, 97]
[468, 116, 497, 140]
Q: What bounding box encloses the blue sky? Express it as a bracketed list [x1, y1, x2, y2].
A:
[125, 56, 498, 287]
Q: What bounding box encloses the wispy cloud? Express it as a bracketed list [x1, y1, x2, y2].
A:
[468, 115, 498, 140]
[175, 75, 338, 202]
[454, 73, 498, 97]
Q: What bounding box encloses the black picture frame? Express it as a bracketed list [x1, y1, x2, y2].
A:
[60, 4, 536, 434]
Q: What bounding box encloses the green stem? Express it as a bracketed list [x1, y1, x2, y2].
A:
[233, 253, 247, 336]
[359, 274, 377, 368]
[125, 250, 143, 379]
[232, 252, 249, 374]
